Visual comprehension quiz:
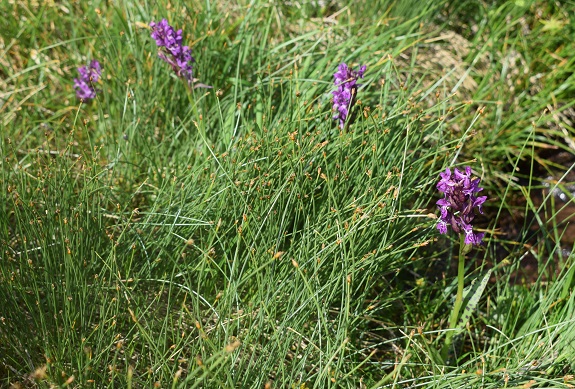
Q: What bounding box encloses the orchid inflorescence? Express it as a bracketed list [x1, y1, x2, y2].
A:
[74, 60, 101, 100]
[436, 166, 487, 245]
[150, 19, 195, 84]
[332, 63, 366, 129]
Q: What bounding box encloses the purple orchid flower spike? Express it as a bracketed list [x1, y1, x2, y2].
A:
[150, 19, 211, 89]
[332, 63, 366, 128]
[436, 166, 487, 245]
[74, 60, 101, 100]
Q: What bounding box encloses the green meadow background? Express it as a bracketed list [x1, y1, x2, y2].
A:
[2, 0, 575, 387]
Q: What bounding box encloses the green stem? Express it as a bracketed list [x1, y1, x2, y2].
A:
[450, 234, 466, 328]
[442, 234, 466, 361]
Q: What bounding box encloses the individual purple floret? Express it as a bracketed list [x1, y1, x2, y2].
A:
[150, 19, 195, 83]
[436, 166, 487, 245]
[332, 63, 366, 129]
[74, 60, 101, 100]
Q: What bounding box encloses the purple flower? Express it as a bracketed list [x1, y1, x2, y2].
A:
[74, 60, 101, 100]
[436, 166, 487, 245]
[150, 19, 195, 84]
[332, 63, 366, 129]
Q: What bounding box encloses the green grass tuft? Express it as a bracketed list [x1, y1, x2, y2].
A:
[2, 0, 575, 387]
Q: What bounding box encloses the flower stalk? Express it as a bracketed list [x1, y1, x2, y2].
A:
[436, 166, 486, 361]
[442, 234, 467, 358]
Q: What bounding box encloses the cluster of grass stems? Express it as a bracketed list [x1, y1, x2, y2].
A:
[1, 0, 575, 387]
